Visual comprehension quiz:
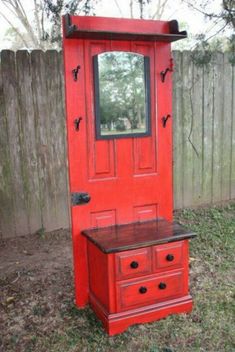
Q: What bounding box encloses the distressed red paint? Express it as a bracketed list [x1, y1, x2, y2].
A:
[62, 15, 193, 335]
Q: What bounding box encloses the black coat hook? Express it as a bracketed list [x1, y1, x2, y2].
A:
[162, 114, 171, 127]
[72, 65, 81, 81]
[160, 58, 173, 83]
[74, 117, 82, 131]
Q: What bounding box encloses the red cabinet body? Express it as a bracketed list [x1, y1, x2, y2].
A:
[62, 15, 195, 334]
[82, 220, 195, 335]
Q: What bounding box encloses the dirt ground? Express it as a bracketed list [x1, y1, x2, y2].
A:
[0, 230, 74, 352]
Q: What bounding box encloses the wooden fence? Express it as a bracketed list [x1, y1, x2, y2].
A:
[173, 51, 235, 209]
[0, 50, 234, 238]
[0, 50, 69, 238]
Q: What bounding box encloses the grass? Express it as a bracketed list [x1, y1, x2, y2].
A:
[2, 203, 235, 352]
[42, 203, 235, 352]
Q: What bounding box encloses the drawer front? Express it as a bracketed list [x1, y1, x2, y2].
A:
[115, 247, 151, 280]
[117, 270, 184, 310]
[153, 241, 183, 271]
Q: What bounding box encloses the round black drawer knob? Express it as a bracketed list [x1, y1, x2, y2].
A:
[139, 286, 147, 294]
[159, 282, 167, 290]
[130, 261, 139, 269]
[166, 254, 174, 262]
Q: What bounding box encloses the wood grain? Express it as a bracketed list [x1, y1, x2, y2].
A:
[0, 50, 234, 238]
[0, 50, 69, 238]
[82, 219, 196, 253]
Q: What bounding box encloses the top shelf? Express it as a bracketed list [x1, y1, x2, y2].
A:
[63, 14, 187, 43]
[82, 218, 196, 254]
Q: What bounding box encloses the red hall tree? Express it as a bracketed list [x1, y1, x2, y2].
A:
[62, 15, 196, 335]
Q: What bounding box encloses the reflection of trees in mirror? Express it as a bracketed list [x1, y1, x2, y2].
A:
[98, 52, 147, 135]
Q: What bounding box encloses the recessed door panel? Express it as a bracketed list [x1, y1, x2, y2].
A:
[134, 204, 158, 222]
[86, 42, 116, 180]
[91, 210, 116, 228]
[132, 43, 157, 175]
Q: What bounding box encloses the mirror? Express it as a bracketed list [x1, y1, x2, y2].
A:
[93, 51, 151, 139]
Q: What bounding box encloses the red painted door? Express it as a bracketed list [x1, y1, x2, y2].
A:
[64, 31, 173, 307]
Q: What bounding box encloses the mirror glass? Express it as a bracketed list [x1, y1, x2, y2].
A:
[94, 51, 150, 139]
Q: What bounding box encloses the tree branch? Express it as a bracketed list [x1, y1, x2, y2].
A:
[114, 0, 124, 17]
[152, 0, 169, 20]
[0, 10, 28, 47]
[181, 0, 216, 18]
[2, 0, 40, 47]
[204, 22, 228, 42]
[33, 0, 42, 42]
[129, 0, 134, 18]
[190, 21, 227, 50]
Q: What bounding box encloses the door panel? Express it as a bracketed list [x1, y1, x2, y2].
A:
[134, 204, 158, 222]
[133, 137, 157, 174]
[63, 36, 173, 307]
[89, 140, 116, 179]
[90, 210, 116, 228]
[131, 42, 157, 176]
[86, 41, 117, 180]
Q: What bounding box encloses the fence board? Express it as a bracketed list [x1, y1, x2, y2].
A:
[44, 50, 69, 230]
[173, 51, 183, 209]
[0, 52, 16, 238]
[231, 64, 235, 199]
[16, 50, 42, 234]
[1, 50, 29, 236]
[0, 50, 234, 238]
[201, 60, 214, 204]
[181, 51, 194, 207]
[212, 52, 224, 202]
[191, 58, 203, 206]
[221, 53, 233, 201]
[31, 50, 50, 232]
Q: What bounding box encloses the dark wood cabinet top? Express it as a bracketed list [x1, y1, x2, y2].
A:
[82, 218, 196, 254]
[64, 15, 187, 43]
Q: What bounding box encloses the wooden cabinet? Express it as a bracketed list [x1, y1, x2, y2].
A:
[83, 219, 196, 335]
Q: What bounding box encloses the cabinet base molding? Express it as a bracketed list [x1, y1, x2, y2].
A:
[90, 293, 193, 335]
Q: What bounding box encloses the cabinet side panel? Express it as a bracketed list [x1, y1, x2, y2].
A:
[87, 242, 109, 310]
[182, 239, 190, 295]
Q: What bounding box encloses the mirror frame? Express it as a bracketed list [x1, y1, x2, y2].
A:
[93, 52, 151, 140]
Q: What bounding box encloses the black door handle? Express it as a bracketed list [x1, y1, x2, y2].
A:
[71, 192, 91, 206]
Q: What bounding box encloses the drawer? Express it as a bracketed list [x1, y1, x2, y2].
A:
[115, 247, 151, 280]
[117, 270, 184, 310]
[153, 241, 183, 271]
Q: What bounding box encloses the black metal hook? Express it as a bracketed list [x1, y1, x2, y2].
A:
[160, 58, 173, 83]
[72, 65, 81, 81]
[160, 68, 171, 82]
[74, 117, 82, 131]
[162, 114, 171, 128]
